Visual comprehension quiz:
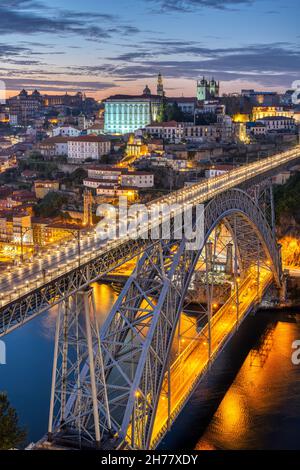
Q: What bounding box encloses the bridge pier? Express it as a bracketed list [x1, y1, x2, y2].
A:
[47, 287, 111, 449]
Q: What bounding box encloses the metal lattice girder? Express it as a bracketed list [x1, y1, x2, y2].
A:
[48, 288, 111, 449]
[0, 238, 152, 337]
[86, 188, 282, 450]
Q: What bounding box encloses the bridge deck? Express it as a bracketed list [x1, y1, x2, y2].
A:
[0, 145, 299, 336]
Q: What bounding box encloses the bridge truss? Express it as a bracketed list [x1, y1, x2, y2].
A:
[46, 187, 282, 450]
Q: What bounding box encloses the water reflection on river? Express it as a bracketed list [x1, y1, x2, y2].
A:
[194, 316, 300, 450]
[1, 283, 300, 449]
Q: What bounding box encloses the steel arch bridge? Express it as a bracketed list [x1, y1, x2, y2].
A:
[48, 188, 282, 451]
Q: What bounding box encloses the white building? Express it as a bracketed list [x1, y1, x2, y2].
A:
[67, 136, 111, 162]
[52, 126, 81, 137]
[257, 116, 296, 132]
[38, 136, 69, 158]
[86, 166, 122, 181]
[246, 122, 267, 136]
[120, 172, 154, 188]
[272, 171, 291, 185]
[83, 165, 154, 193]
[145, 121, 182, 143]
[195, 101, 225, 115]
[205, 164, 235, 179]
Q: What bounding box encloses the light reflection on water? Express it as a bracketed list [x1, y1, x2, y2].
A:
[195, 316, 300, 450]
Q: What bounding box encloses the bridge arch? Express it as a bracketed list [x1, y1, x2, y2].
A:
[62, 189, 282, 449]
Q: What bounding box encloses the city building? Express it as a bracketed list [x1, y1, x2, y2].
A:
[0, 212, 33, 248]
[0, 151, 17, 173]
[52, 126, 81, 137]
[86, 165, 122, 182]
[241, 90, 280, 107]
[195, 101, 225, 116]
[144, 121, 222, 143]
[43, 92, 86, 108]
[126, 135, 149, 159]
[257, 116, 296, 132]
[252, 106, 294, 121]
[86, 124, 104, 136]
[120, 172, 154, 188]
[38, 136, 69, 158]
[67, 135, 111, 162]
[34, 180, 60, 199]
[197, 77, 220, 101]
[272, 171, 292, 185]
[145, 121, 182, 143]
[205, 164, 235, 179]
[96, 186, 139, 198]
[104, 86, 162, 134]
[83, 165, 154, 196]
[167, 97, 197, 115]
[246, 122, 267, 136]
[8, 89, 43, 125]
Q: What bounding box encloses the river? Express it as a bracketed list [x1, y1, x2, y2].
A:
[1, 283, 300, 450]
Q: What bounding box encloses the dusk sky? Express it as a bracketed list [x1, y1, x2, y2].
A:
[0, 0, 299, 99]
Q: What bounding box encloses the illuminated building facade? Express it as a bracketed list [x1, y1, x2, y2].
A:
[104, 86, 161, 134]
[252, 106, 294, 121]
[126, 135, 148, 158]
[197, 77, 220, 101]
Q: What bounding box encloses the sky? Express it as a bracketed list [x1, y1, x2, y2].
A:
[0, 0, 299, 99]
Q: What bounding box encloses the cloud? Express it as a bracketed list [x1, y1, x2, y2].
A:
[0, 2, 139, 40]
[148, 0, 258, 12]
[92, 42, 300, 88]
[1, 77, 117, 93]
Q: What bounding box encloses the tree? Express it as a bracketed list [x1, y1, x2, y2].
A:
[0, 392, 26, 449]
[34, 191, 68, 218]
[157, 100, 185, 123]
[64, 167, 87, 187]
[166, 102, 184, 122]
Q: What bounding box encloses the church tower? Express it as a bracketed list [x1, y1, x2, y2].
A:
[209, 78, 220, 98]
[197, 77, 209, 101]
[157, 72, 164, 97]
[197, 76, 220, 101]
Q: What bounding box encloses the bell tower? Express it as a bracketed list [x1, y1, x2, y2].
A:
[157, 72, 164, 97]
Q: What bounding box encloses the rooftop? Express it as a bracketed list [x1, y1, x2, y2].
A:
[146, 121, 178, 128]
[105, 94, 161, 101]
[67, 135, 111, 143]
[258, 116, 295, 121]
[87, 165, 123, 172]
[168, 97, 196, 103]
[39, 136, 70, 145]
